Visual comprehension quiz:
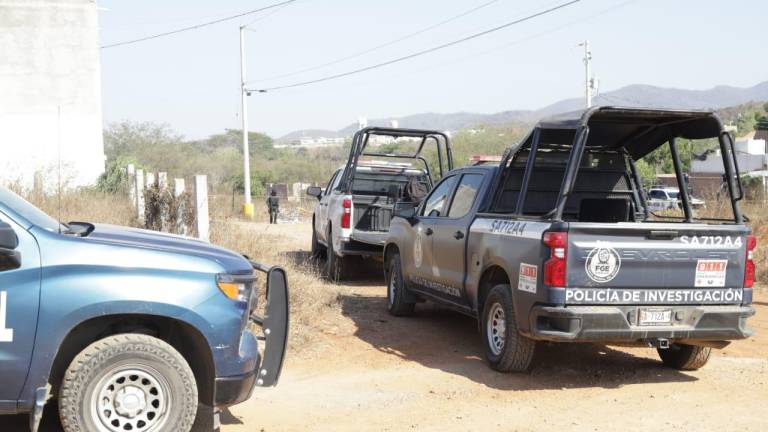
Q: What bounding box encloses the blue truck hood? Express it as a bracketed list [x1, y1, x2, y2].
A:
[85, 223, 254, 275]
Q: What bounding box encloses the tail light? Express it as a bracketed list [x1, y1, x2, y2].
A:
[341, 198, 352, 229]
[744, 234, 757, 288]
[543, 232, 568, 287]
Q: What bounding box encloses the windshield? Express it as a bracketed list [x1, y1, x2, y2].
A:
[0, 186, 67, 232]
[667, 191, 679, 199]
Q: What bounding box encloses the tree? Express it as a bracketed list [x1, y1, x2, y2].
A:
[189, 129, 274, 157]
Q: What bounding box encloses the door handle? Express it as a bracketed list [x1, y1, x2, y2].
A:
[425, 228, 433, 236]
[453, 231, 464, 240]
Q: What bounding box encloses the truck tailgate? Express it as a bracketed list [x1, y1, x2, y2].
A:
[352, 195, 392, 233]
[565, 222, 750, 305]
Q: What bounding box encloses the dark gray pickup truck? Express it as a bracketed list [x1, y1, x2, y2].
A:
[384, 107, 756, 372]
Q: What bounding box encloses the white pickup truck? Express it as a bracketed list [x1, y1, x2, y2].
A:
[647, 186, 705, 212]
[307, 127, 453, 281]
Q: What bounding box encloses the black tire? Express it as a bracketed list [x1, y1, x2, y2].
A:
[386, 252, 415, 316]
[657, 343, 712, 370]
[480, 284, 537, 372]
[310, 219, 326, 259]
[59, 334, 198, 432]
[324, 231, 347, 282]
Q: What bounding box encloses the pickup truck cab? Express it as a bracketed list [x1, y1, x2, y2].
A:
[385, 107, 755, 372]
[0, 187, 289, 431]
[308, 127, 453, 281]
[647, 186, 705, 212]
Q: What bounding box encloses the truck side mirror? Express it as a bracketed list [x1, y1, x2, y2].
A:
[0, 221, 21, 271]
[306, 186, 322, 199]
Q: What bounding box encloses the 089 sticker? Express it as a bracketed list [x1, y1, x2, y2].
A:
[585, 246, 621, 283]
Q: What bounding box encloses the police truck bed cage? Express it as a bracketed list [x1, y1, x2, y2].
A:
[339, 127, 454, 192]
[495, 106, 744, 223]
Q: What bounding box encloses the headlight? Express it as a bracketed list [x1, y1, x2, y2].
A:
[217, 274, 251, 302]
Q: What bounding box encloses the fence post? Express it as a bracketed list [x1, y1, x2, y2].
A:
[158, 172, 168, 190]
[193, 175, 209, 242]
[127, 164, 136, 208]
[146, 172, 156, 188]
[135, 169, 145, 224]
[174, 178, 185, 197]
[174, 178, 187, 235]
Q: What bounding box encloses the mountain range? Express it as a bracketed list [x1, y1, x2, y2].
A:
[277, 80, 768, 142]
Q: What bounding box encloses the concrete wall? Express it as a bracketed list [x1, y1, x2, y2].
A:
[0, 0, 105, 189]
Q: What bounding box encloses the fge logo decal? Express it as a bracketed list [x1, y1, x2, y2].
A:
[585, 246, 621, 283]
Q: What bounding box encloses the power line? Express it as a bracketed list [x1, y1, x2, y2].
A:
[293, 0, 635, 94]
[250, 0, 503, 83]
[252, 0, 582, 92]
[101, 0, 297, 49]
[243, 0, 301, 29]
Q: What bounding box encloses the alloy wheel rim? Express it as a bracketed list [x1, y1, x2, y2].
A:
[91, 364, 172, 432]
[487, 303, 506, 356]
[388, 270, 397, 307]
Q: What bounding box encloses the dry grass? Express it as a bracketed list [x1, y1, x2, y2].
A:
[26, 189, 138, 227]
[209, 221, 346, 350]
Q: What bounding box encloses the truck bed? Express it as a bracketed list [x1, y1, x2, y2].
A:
[351, 194, 394, 245]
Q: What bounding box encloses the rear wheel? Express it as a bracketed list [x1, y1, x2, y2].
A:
[310, 220, 326, 259]
[324, 232, 348, 282]
[657, 343, 711, 370]
[59, 334, 197, 432]
[386, 252, 415, 316]
[481, 284, 537, 372]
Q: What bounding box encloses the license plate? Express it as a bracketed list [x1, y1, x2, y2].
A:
[638, 308, 672, 326]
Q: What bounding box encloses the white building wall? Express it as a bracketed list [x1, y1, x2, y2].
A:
[735, 138, 766, 155]
[0, 0, 105, 189]
[691, 152, 766, 174]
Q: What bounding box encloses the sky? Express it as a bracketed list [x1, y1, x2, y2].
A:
[98, 0, 768, 139]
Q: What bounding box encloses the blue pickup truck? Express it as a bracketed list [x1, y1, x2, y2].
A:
[0, 187, 288, 431]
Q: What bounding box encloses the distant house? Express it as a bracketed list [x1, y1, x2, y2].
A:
[754, 123, 768, 145]
[274, 135, 345, 149]
[689, 136, 768, 198]
[0, 0, 105, 189]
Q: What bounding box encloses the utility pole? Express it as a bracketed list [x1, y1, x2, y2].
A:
[240, 25, 254, 218]
[579, 40, 592, 108]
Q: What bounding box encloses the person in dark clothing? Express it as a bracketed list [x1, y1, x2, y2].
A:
[266, 190, 280, 224]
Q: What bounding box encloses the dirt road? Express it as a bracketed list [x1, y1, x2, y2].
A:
[5, 221, 766, 431]
[223, 222, 767, 432]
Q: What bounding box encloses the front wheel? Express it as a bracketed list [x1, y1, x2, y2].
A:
[59, 334, 198, 432]
[481, 284, 537, 372]
[657, 343, 712, 370]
